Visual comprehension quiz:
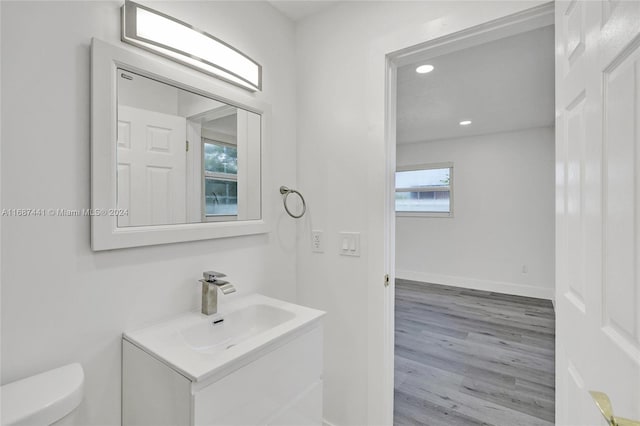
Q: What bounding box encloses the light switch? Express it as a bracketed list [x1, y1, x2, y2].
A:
[339, 232, 360, 257]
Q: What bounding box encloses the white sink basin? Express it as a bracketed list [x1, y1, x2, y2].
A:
[123, 294, 324, 382]
[180, 304, 295, 353]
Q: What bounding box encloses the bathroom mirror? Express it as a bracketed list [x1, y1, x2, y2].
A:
[91, 39, 270, 250]
[116, 69, 261, 227]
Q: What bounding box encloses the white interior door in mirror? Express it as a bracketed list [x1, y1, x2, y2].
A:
[91, 38, 271, 250]
[117, 106, 186, 227]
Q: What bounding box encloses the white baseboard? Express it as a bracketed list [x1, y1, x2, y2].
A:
[396, 269, 554, 300]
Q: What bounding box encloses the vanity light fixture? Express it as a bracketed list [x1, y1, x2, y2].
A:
[459, 120, 472, 126]
[415, 64, 435, 74]
[121, 0, 262, 91]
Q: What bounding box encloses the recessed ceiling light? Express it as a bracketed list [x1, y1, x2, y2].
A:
[415, 64, 434, 74]
[459, 120, 472, 126]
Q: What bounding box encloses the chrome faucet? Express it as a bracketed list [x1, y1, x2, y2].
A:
[200, 271, 236, 315]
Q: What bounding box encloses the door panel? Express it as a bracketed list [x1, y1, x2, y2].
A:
[117, 105, 187, 227]
[603, 52, 639, 342]
[565, 91, 587, 311]
[556, 1, 640, 424]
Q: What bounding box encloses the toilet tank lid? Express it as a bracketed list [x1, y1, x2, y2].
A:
[1, 363, 84, 426]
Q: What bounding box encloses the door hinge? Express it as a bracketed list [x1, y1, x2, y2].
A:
[384, 274, 390, 287]
[186, 140, 189, 152]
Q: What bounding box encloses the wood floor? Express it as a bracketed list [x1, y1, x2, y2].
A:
[394, 279, 555, 426]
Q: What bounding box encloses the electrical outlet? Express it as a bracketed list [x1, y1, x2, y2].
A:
[311, 230, 324, 253]
[522, 265, 528, 274]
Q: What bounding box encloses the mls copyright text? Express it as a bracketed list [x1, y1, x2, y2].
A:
[1, 208, 129, 217]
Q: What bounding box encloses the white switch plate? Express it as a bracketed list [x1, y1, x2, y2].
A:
[339, 232, 360, 256]
[311, 230, 324, 253]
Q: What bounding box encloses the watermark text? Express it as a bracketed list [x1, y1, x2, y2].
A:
[1, 208, 129, 217]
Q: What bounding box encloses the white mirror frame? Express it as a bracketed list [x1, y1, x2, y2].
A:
[91, 38, 271, 251]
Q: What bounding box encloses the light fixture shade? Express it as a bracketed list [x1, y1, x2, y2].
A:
[121, 1, 262, 92]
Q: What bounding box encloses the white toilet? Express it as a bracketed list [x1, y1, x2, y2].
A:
[1, 363, 84, 426]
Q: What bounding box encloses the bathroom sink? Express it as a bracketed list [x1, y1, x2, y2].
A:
[180, 304, 295, 353]
[123, 294, 324, 382]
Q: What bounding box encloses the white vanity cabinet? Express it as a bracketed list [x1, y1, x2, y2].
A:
[122, 294, 325, 426]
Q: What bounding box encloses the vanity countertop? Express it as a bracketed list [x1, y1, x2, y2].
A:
[123, 293, 325, 383]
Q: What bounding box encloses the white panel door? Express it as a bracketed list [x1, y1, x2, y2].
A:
[117, 105, 187, 227]
[556, 1, 640, 425]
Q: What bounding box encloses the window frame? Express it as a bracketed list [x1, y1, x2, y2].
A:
[395, 162, 454, 218]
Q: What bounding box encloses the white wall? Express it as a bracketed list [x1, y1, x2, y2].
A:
[118, 71, 179, 115]
[118, 68, 227, 118]
[295, 2, 547, 425]
[396, 127, 555, 299]
[0, 2, 297, 425]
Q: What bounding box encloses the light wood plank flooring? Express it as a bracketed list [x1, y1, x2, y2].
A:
[394, 279, 555, 426]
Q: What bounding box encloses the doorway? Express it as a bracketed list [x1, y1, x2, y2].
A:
[386, 5, 557, 425]
[380, 2, 640, 425]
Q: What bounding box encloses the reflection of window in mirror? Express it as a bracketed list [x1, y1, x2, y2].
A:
[199, 108, 239, 222]
[203, 140, 238, 218]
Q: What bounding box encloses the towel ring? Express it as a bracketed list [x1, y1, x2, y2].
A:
[280, 186, 306, 219]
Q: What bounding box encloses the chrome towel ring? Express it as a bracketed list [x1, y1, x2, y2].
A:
[280, 186, 306, 219]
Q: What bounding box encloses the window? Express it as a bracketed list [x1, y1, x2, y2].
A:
[203, 139, 238, 218]
[395, 163, 453, 217]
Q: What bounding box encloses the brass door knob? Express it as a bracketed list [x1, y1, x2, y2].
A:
[590, 391, 640, 426]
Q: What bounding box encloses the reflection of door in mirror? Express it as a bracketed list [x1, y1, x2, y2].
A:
[116, 68, 261, 227]
[117, 106, 186, 227]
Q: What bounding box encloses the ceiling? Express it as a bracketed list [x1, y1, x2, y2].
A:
[268, 1, 341, 21]
[396, 25, 555, 144]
